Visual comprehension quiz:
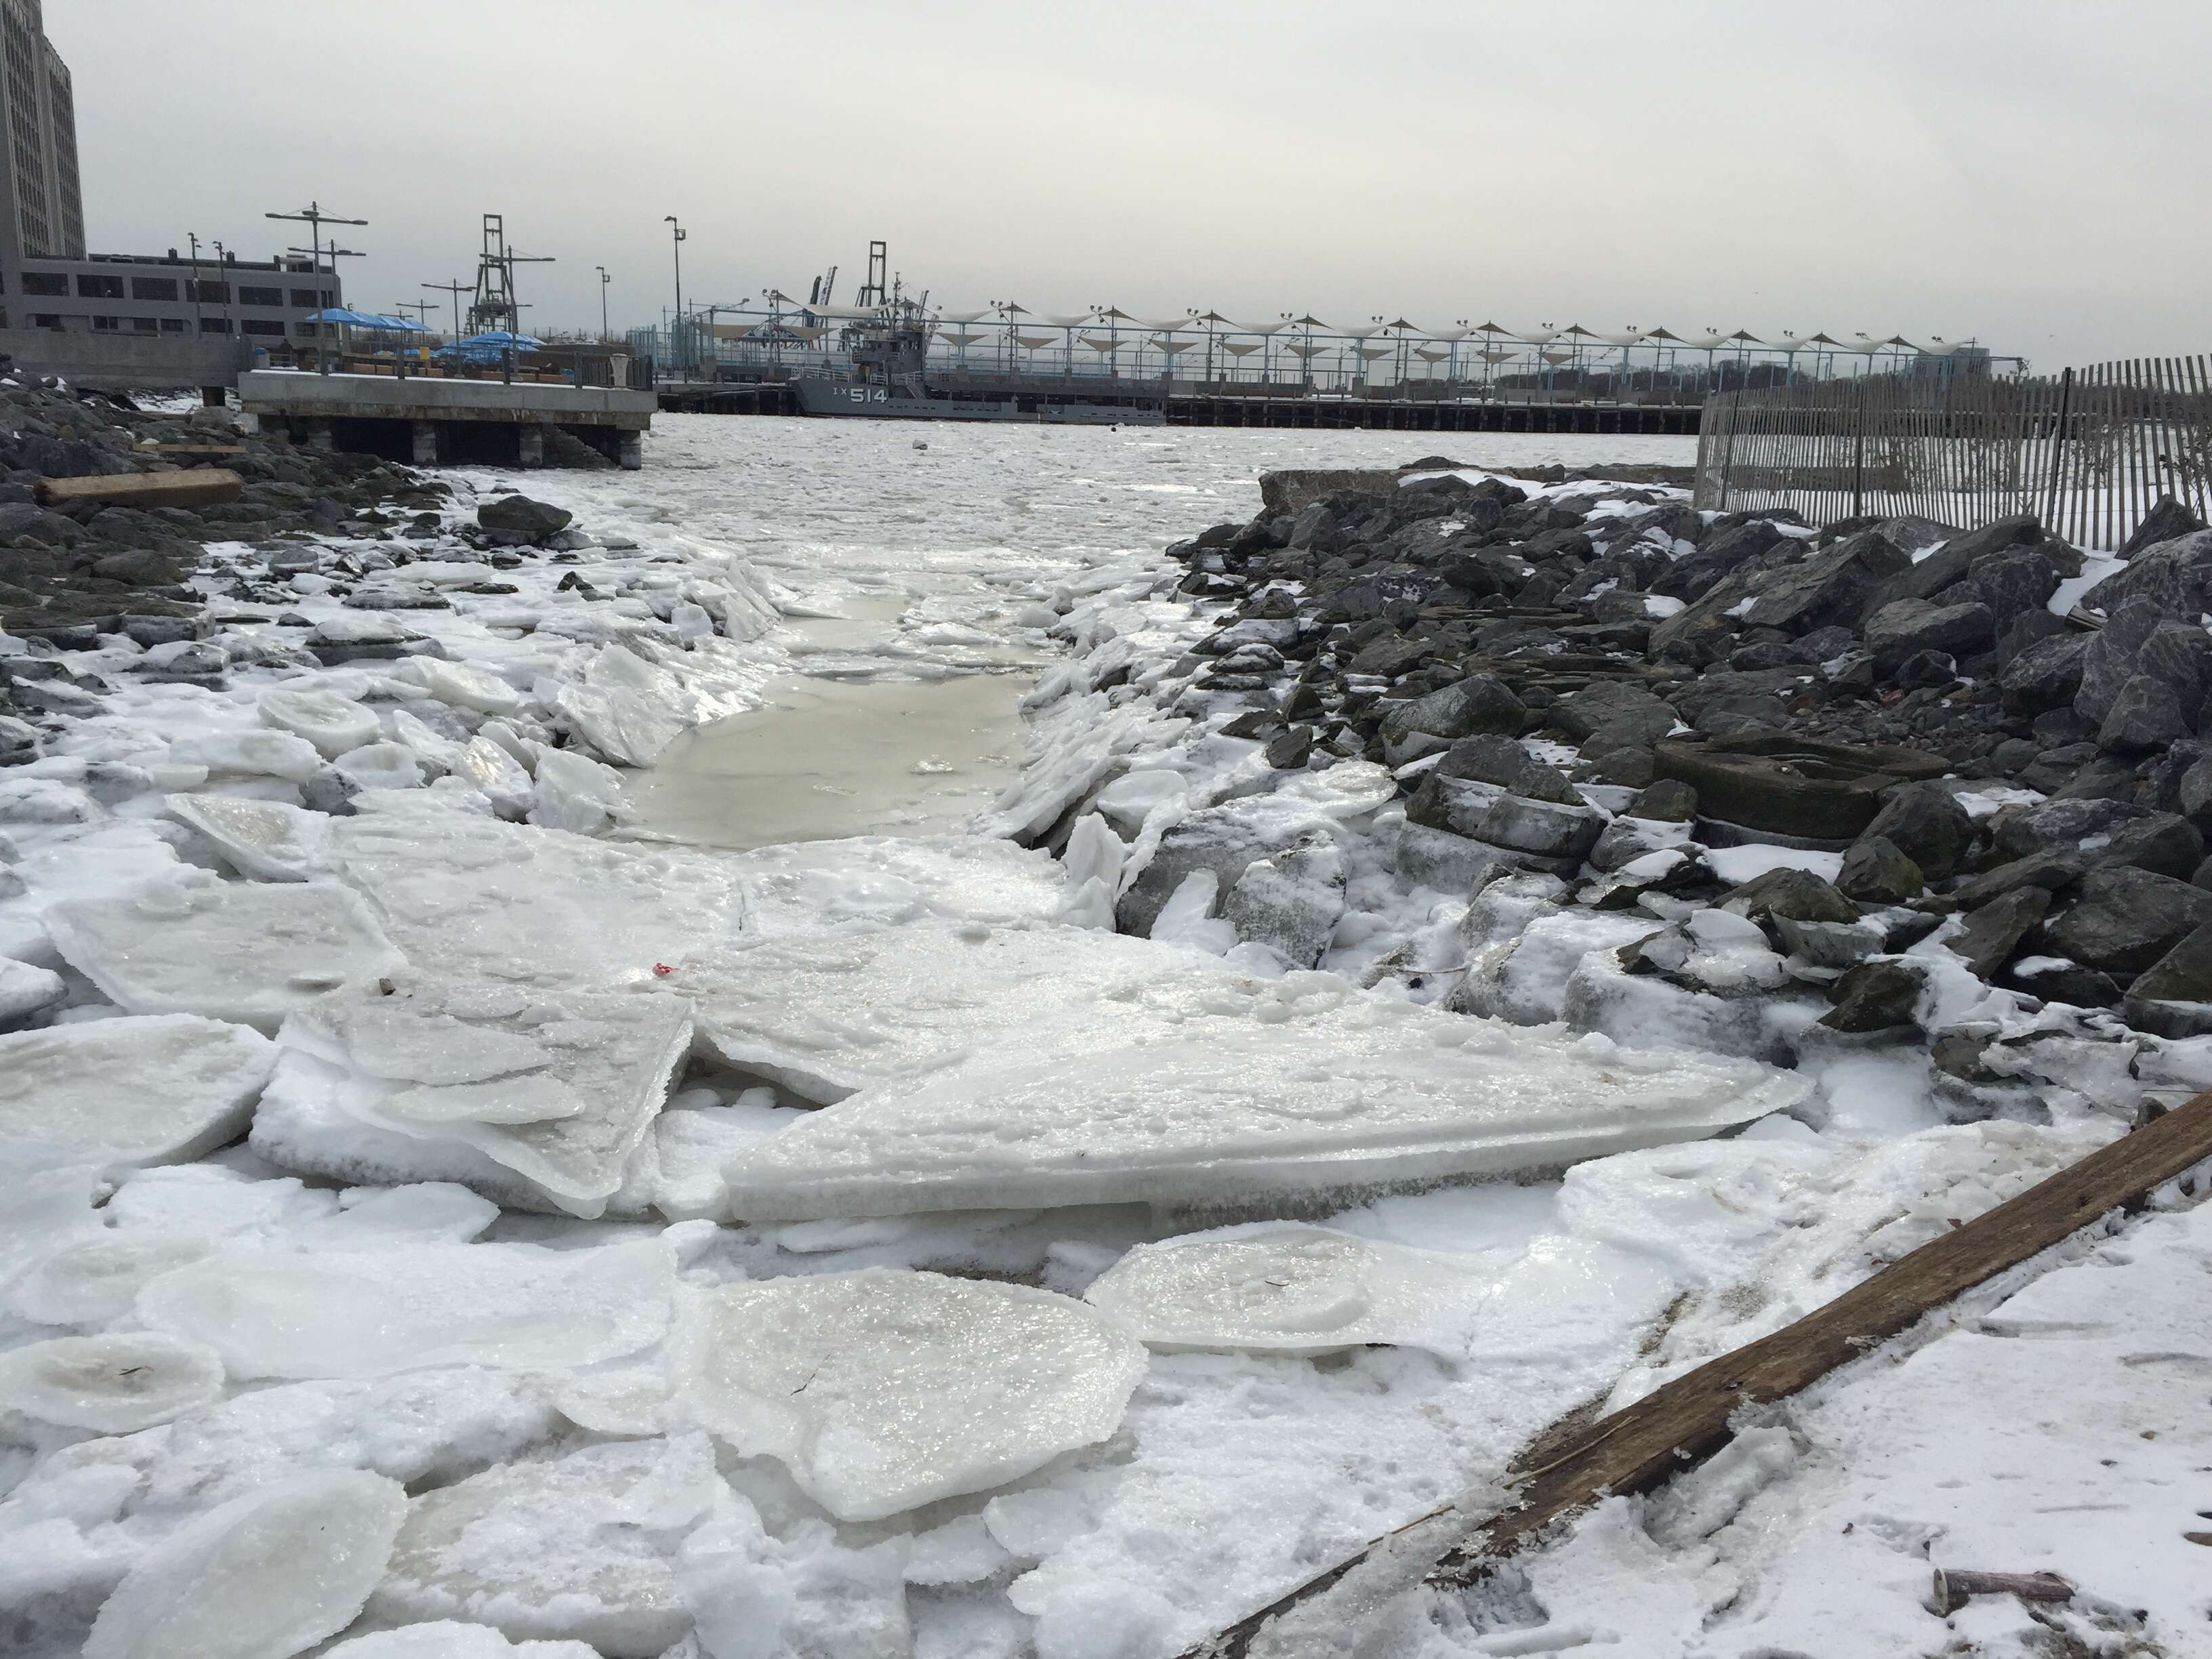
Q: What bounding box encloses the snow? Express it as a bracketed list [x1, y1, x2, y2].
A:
[0, 1015, 276, 1170]
[1701, 841, 1846, 884]
[82, 1469, 407, 1659]
[1083, 1222, 1496, 1357]
[325, 1623, 598, 1659]
[137, 1238, 674, 1378]
[722, 968, 1808, 1221]
[0, 1332, 226, 1432]
[43, 874, 405, 1029]
[675, 1270, 1149, 1521]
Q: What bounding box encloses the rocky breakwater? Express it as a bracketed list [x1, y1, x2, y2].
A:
[1040, 459, 2212, 1122]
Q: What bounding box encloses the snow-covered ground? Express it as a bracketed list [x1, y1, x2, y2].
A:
[2, 415, 2206, 1659]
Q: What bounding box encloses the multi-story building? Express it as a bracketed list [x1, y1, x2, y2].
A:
[0, 0, 339, 352]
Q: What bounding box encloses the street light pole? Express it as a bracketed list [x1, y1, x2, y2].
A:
[596, 266, 611, 340]
[663, 217, 686, 373]
[422, 279, 471, 344]
[266, 201, 367, 375]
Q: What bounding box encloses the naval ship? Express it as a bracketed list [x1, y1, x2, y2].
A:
[784, 245, 1166, 426]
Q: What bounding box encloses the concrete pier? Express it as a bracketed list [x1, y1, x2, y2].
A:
[237, 369, 655, 469]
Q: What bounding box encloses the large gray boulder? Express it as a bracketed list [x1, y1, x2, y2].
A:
[1999, 632, 2089, 714]
[1856, 781, 1975, 880]
[476, 494, 574, 544]
[2078, 529, 2212, 615]
[1736, 529, 1910, 636]
[2043, 867, 2212, 977]
[2100, 674, 2189, 755]
[1223, 842, 1347, 967]
[2117, 495, 2209, 560]
[2073, 599, 2167, 726]
[1864, 598, 1994, 670]
[1379, 674, 1528, 764]
[1866, 513, 2041, 613]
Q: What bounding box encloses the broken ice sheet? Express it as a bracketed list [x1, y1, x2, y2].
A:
[163, 793, 332, 882]
[0, 1330, 226, 1432]
[43, 873, 406, 1029]
[325, 1626, 598, 1659]
[0, 1015, 276, 1170]
[369, 1433, 722, 1658]
[136, 1237, 674, 1379]
[722, 968, 1809, 1222]
[260, 973, 693, 1217]
[684, 918, 1208, 1103]
[1082, 1222, 1496, 1357]
[674, 1269, 1149, 1522]
[85, 1469, 407, 1659]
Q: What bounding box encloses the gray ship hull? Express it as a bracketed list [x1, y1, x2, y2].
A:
[794, 377, 1163, 426]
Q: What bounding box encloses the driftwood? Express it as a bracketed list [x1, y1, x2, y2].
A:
[35, 468, 243, 510]
[1184, 1089, 2212, 1657]
[1930, 1569, 2072, 1616]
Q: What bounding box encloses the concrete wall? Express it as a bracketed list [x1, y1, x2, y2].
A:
[0, 328, 255, 389]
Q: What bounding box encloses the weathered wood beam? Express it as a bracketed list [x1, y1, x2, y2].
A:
[35, 468, 243, 510]
[1185, 1090, 2212, 1658]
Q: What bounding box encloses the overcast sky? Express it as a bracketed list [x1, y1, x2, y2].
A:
[52, 1, 2211, 368]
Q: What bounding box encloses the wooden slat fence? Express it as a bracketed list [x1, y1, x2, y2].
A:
[1695, 354, 2212, 551]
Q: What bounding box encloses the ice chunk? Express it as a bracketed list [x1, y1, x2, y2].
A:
[403, 656, 527, 717]
[0, 1330, 225, 1431]
[558, 674, 686, 769]
[0, 1153, 103, 1279]
[722, 969, 1809, 1221]
[451, 736, 534, 819]
[43, 874, 406, 1029]
[1092, 767, 1188, 831]
[5, 1228, 220, 1324]
[164, 793, 332, 881]
[676, 1269, 1148, 1521]
[1083, 1222, 1495, 1357]
[685, 920, 1206, 1103]
[259, 684, 382, 757]
[262, 972, 692, 1216]
[680, 1503, 914, 1659]
[295, 1183, 499, 1248]
[0, 1015, 275, 1168]
[137, 1237, 674, 1379]
[326, 1624, 599, 1659]
[0, 951, 65, 1021]
[167, 729, 324, 783]
[369, 1435, 720, 1658]
[84, 1469, 407, 1659]
[334, 741, 426, 791]
[527, 743, 626, 834]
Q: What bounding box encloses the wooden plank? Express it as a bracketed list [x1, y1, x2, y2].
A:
[139, 443, 248, 459]
[1181, 1088, 2212, 1658]
[34, 468, 243, 510]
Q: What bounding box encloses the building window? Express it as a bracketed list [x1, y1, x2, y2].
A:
[188, 280, 228, 304]
[90, 314, 119, 331]
[75, 273, 124, 299]
[289, 287, 321, 308]
[199, 316, 231, 334]
[159, 318, 184, 333]
[30, 314, 62, 330]
[131, 316, 158, 333]
[238, 285, 282, 308]
[20, 270, 66, 296]
[241, 319, 285, 337]
[131, 276, 178, 302]
[297, 322, 319, 337]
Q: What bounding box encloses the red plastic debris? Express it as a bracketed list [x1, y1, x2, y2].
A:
[652, 963, 674, 977]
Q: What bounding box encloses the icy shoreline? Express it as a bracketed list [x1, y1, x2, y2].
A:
[2, 415, 2207, 1659]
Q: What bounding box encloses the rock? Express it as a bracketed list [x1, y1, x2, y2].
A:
[1551, 681, 1675, 748]
[300, 765, 362, 817]
[2041, 867, 2212, 977]
[1379, 674, 1528, 762]
[2118, 493, 2209, 560]
[1864, 598, 1994, 669]
[1223, 842, 1347, 968]
[92, 548, 186, 587]
[1956, 547, 2060, 628]
[0, 714, 43, 766]
[1115, 806, 1315, 937]
[2031, 707, 2098, 746]
[1821, 959, 1926, 1033]
[2016, 740, 2100, 796]
[1990, 797, 2150, 862]
[1948, 851, 2085, 910]
[1263, 726, 1314, 769]
[1627, 779, 1697, 821]
[2093, 813, 2205, 880]
[2078, 529, 2212, 618]
[1405, 769, 1608, 865]
[2180, 758, 2212, 831]
[1867, 514, 2041, 613]
[2137, 621, 2212, 716]
[1856, 781, 1975, 882]
[475, 495, 573, 544]
[2099, 673, 2190, 754]
[1738, 529, 1910, 636]
[1718, 867, 1861, 925]
[1837, 836, 1923, 903]
[1945, 886, 2051, 979]
[1654, 732, 1946, 842]
[2049, 754, 2143, 804]
[2126, 923, 2212, 1027]
[1891, 649, 1960, 691]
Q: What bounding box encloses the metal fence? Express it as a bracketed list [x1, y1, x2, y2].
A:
[1694, 355, 2212, 550]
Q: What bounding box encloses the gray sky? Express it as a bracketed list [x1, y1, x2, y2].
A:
[54, 1, 2211, 368]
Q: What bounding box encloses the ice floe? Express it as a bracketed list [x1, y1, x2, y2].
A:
[1082, 1221, 1496, 1357]
[137, 1237, 673, 1378]
[83, 1469, 407, 1659]
[722, 969, 1809, 1221]
[43, 874, 405, 1028]
[163, 793, 332, 881]
[0, 1331, 226, 1432]
[0, 1015, 275, 1169]
[325, 1625, 598, 1659]
[676, 1269, 1149, 1521]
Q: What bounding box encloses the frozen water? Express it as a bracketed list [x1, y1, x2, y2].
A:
[680, 1500, 915, 1659]
[164, 793, 331, 881]
[295, 1182, 500, 1248]
[335, 741, 426, 791]
[400, 656, 529, 717]
[260, 973, 692, 1216]
[0, 1330, 224, 1431]
[0, 951, 65, 1022]
[684, 918, 1206, 1103]
[165, 728, 325, 783]
[527, 745, 627, 834]
[5, 1228, 220, 1324]
[1082, 1222, 1496, 1357]
[83, 1469, 407, 1659]
[369, 1434, 721, 1657]
[0, 1153, 104, 1279]
[258, 684, 383, 757]
[325, 1625, 599, 1659]
[43, 874, 405, 1028]
[722, 969, 1809, 1221]
[451, 737, 534, 818]
[137, 1237, 673, 1378]
[0, 1015, 275, 1169]
[676, 1269, 1149, 1521]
